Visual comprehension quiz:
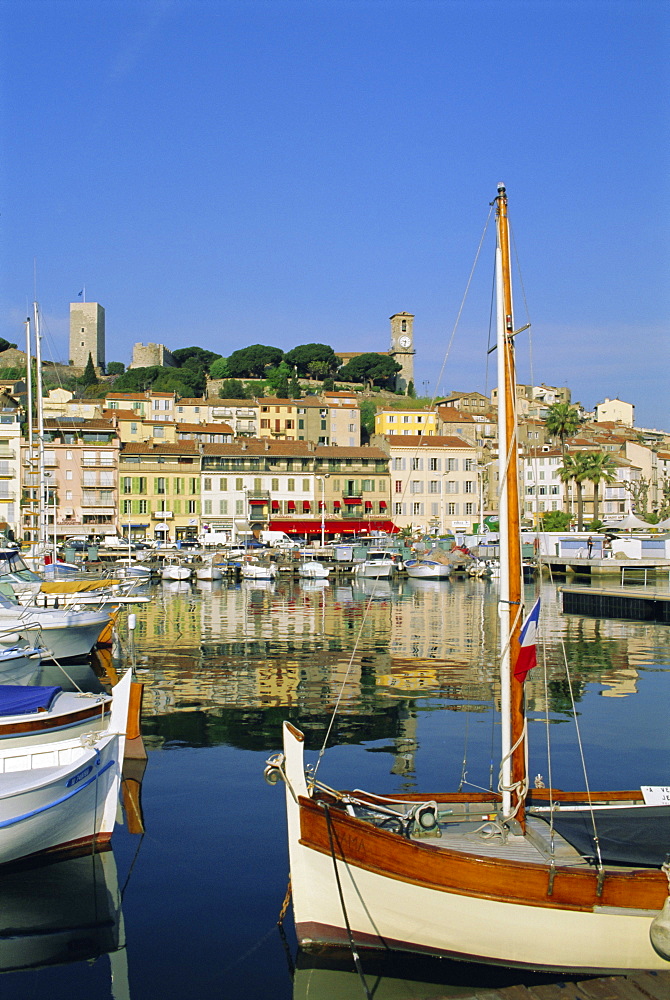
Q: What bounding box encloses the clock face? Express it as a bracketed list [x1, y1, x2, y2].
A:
[398, 336, 411, 349]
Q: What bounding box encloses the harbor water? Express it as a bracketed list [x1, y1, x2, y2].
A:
[3, 572, 669, 999]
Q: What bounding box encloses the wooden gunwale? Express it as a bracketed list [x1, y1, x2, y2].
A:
[348, 788, 646, 805]
[0, 701, 110, 737]
[298, 796, 667, 912]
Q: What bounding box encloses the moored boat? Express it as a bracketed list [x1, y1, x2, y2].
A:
[268, 185, 670, 973]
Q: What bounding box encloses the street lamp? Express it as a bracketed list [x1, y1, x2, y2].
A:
[318, 475, 330, 547]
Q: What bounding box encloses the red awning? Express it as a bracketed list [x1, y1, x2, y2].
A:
[249, 499, 265, 505]
[364, 501, 373, 510]
[318, 501, 325, 510]
[379, 500, 387, 509]
[344, 497, 361, 505]
[271, 501, 280, 511]
[269, 518, 399, 536]
[302, 501, 311, 511]
[287, 501, 296, 511]
[333, 500, 341, 509]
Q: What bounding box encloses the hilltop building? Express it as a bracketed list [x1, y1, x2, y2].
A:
[69, 302, 105, 371]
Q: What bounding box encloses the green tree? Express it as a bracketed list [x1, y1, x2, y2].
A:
[289, 375, 302, 398]
[359, 400, 377, 443]
[227, 344, 284, 378]
[265, 361, 293, 394]
[285, 343, 339, 377]
[584, 453, 617, 522]
[338, 353, 401, 389]
[558, 452, 593, 530]
[321, 377, 334, 393]
[106, 361, 125, 376]
[80, 353, 98, 387]
[541, 510, 572, 531]
[218, 378, 248, 399]
[0, 338, 18, 353]
[406, 380, 416, 398]
[172, 346, 221, 370]
[544, 403, 581, 458]
[112, 366, 163, 392]
[210, 357, 230, 379]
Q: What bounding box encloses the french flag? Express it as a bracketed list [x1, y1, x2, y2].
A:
[515, 597, 540, 682]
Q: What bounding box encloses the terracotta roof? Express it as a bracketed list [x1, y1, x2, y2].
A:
[436, 406, 476, 422]
[120, 441, 199, 456]
[176, 422, 233, 434]
[385, 435, 475, 449]
[201, 440, 388, 459]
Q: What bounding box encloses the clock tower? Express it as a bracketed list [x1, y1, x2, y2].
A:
[389, 312, 415, 392]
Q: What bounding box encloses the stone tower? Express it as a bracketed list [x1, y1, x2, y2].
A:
[389, 312, 415, 392]
[69, 302, 105, 371]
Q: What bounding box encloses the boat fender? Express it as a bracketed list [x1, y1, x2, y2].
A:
[650, 896, 670, 961]
[650, 862, 670, 961]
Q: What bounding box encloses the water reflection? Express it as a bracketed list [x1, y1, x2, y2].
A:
[0, 849, 124, 975]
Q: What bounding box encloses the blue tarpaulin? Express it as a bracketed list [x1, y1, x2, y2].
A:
[0, 685, 62, 716]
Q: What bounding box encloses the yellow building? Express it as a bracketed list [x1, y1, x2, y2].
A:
[374, 408, 437, 437]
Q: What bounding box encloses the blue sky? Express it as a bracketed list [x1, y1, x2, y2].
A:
[1, 0, 668, 429]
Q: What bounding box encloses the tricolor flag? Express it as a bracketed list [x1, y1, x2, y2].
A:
[515, 597, 541, 682]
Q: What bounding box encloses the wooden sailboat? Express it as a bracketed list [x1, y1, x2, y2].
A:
[271, 186, 670, 973]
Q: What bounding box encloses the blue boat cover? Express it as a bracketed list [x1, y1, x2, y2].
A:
[0, 685, 62, 716]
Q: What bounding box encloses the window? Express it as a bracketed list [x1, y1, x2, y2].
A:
[298, 419, 304, 430]
[190, 478, 198, 494]
[447, 503, 457, 515]
[395, 480, 403, 493]
[447, 458, 458, 471]
[410, 480, 422, 494]
[285, 420, 294, 430]
[394, 502, 403, 515]
[66, 470, 73, 481]
[122, 478, 132, 494]
[393, 458, 404, 471]
[445, 481, 457, 494]
[220, 478, 227, 491]
[236, 478, 243, 491]
[154, 425, 164, 438]
[464, 481, 475, 494]
[464, 502, 475, 515]
[260, 419, 270, 429]
[429, 481, 440, 494]
[412, 502, 423, 515]
[402, 416, 410, 424]
[122, 499, 132, 514]
[464, 459, 474, 471]
[138, 499, 148, 514]
[320, 420, 327, 430]
[65, 491, 73, 501]
[188, 500, 197, 514]
[204, 500, 212, 515]
[429, 457, 440, 471]
[204, 478, 212, 491]
[287, 479, 295, 491]
[235, 500, 244, 515]
[175, 478, 183, 494]
[411, 457, 423, 470]
[155, 478, 166, 494]
[219, 500, 228, 514]
[66, 450, 73, 460]
[131, 423, 137, 434]
[271, 478, 279, 490]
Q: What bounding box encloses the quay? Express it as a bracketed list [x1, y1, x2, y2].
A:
[541, 556, 670, 583]
[451, 968, 670, 1000]
[560, 584, 670, 623]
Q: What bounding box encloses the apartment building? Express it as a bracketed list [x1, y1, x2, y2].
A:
[382, 435, 480, 534]
[522, 449, 565, 524]
[118, 441, 201, 543]
[25, 418, 122, 540]
[375, 408, 437, 437]
[200, 440, 391, 540]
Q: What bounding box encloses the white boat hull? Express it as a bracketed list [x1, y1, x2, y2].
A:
[161, 566, 191, 581]
[298, 563, 330, 580]
[405, 560, 452, 580]
[282, 724, 670, 974]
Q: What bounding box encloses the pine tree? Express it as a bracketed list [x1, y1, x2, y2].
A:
[81, 353, 98, 387]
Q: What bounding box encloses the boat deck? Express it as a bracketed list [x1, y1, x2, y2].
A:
[419, 815, 590, 866]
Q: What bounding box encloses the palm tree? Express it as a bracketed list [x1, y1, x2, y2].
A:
[558, 452, 593, 529]
[584, 453, 618, 523]
[544, 403, 581, 458]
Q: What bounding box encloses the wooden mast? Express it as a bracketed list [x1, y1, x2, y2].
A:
[495, 185, 526, 828]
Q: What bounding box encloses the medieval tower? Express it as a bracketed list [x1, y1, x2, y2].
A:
[389, 312, 415, 392]
[69, 301, 105, 371]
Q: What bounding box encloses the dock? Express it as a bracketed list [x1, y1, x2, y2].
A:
[451, 969, 670, 1000]
[560, 585, 670, 623]
[542, 556, 670, 583]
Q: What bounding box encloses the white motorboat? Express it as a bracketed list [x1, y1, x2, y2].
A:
[160, 558, 192, 582]
[298, 560, 330, 580]
[0, 639, 46, 686]
[0, 594, 112, 662]
[353, 550, 398, 579]
[0, 682, 112, 750]
[0, 668, 131, 866]
[240, 559, 277, 581]
[194, 555, 224, 581]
